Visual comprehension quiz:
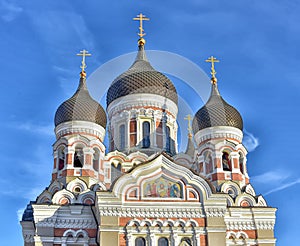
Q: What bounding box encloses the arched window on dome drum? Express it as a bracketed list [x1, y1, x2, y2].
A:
[239, 153, 244, 174]
[158, 237, 169, 246]
[130, 119, 137, 147]
[142, 121, 150, 148]
[222, 152, 231, 171]
[156, 120, 163, 148]
[119, 124, 125, 150]
[166, 126, 171, 153]
[57, 146, 65, 171]
[74, 148, 84, 168]
[135, 237, 146, 246]
[93, 148, 100, 172]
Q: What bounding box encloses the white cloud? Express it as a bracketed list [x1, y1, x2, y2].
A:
[243, 129, 259, 152]
[30, 10, 95, 51]
[0, 0, 23, 22]
[17, 122, 53, 136]
[251, 170, 290, 184]
[264, 178, 300, 196]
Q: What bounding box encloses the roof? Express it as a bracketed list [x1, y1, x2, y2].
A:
[55, 76, 107, 128]
[106, 44, 178, 107]
[193, 83, 243, 133]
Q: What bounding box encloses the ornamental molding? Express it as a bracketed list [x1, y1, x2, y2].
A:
[204, 207, 226, 217]
[55, 121, 105, 141]
[225, 221, 256, 230]
[225, 220, 275, 230]
[195, 126, 243, 145]
[107, 93, 178, 118]
[36, 218, 97, 229]
[98, 206, 204, 218]
[255, 220, 276, 230]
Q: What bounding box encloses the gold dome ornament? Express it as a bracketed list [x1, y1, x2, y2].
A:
[205, 56, 219, 84]
[138, 38, 146, 46]
[77, 49, 91, 78]
[133, 13, 150, 45]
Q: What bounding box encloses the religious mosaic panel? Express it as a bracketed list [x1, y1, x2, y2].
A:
[142, 176, 182, 199]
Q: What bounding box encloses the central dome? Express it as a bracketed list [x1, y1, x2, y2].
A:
[106, 45, 178, 107]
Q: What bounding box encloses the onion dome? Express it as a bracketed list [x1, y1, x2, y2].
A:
[55, 72, 107, 128]
[106, 40, 178, 107]
[192, 56, 243, 133]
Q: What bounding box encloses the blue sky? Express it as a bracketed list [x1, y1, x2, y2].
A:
[0, 0, 299, 245]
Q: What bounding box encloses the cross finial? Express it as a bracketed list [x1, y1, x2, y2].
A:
[184, 114, 193, 138]
[205, 56, 220, 84]
[133, 13, 150, 39]
[77, 49, 91, 77]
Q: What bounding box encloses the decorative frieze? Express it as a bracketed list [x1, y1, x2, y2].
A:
[204, 207, 226, 217]
[98, 206, 204, 218]
[36, 218, 97, 228]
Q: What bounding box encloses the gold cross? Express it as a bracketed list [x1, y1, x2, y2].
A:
[77, 49, 91, 73]
[205, 56, 219, 80]
[133, 13, 150, 38]
[184, 114, 193, 135]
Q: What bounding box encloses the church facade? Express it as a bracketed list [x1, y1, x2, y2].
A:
[21, 14, 276, 246]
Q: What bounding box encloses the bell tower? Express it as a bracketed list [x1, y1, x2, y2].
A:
[193, 57, 249, 188]
[52, 50, 108, 187]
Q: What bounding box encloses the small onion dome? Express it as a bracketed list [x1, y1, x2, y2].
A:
[55, 75, 107, 128]
[192, 83, 243, 133]
[106, 44, 178, 107]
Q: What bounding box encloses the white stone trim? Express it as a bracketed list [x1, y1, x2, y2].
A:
[194, 126, 243, 145]
[107, 93, 178, 118]
[98, 206, 204, 218]
[55, 120, 106, 142]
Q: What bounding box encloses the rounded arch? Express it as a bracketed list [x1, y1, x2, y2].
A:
[52, 189, 75, 205]
[66, 178, 88, 193]
[236, 194, 256, 207]
[153, 219, 164, 227]
[127, 219, 141, 227]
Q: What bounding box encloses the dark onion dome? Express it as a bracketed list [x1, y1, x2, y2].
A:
[55, 73, 107, 128]
[192, 82, 243, 133]
[106, 43, 178, 107]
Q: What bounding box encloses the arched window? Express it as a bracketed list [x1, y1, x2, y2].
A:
[142, 121, 150, 148]
[74, 147, 84, 168]
[130, 119, 137, 147]
[58, 146, 65, 171]
[119, 124, 125, 150]
[135, 237, 146, 246]
[158, 237, 169, 246]
[93, 148, 100, 172]
[239, 153, 244, 174]
[222, 152, 231, 171]
[166, 126, 171, 153]
[156, 120, 163, 148]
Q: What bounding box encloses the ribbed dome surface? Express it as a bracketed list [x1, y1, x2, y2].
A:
[106, 45, 178, 107]
[192, 83, 243, 133]
[55, 77, 107, 128]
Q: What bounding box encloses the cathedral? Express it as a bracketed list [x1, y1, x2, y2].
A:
[21, 14, 276, 246]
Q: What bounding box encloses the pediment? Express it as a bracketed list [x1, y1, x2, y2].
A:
[111, 153, 213, 203]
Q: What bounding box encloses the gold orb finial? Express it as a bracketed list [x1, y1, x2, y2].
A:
[138, 38, 146, 46]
